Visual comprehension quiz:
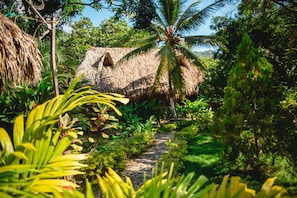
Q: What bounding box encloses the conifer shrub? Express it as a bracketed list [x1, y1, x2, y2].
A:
[213, 33, 293, 172]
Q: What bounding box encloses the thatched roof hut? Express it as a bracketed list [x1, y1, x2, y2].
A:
[0, 14, 42, 90]
[76, 47, 204, 101]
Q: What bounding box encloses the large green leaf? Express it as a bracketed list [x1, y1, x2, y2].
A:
[0, 76, 129, 196]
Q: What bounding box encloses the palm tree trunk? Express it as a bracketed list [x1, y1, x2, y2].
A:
[168, 78, 178, 120]
[169, 97, 178, 120]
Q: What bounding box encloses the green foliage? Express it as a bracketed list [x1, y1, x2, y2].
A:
[97, 163, 289, 198]
[176, 98, 214, 122]
[215, 33, 288, 171]
[73, 104, 120, 141]
[113, 0, 157, 30]
[59, 17, 152, 67]
[213, 0, 297, 88]
[117, 99, 163, 123]
[115, 99, 163, 138]
[160, 138, 188, 174]
[121, 127, 155, 158]
[278, 88, 297, 167]
[0, 69, 78, 136]
[77, 114, 156, 188]
[199, 56, 229, 102]
[0, 76, 128, 197]
[78, 143, 127, 187]
[0, 74, 54, 134]
[160, 121, 203, 175]
[157, 122, 177, 133]
[99, 18, 151, 47]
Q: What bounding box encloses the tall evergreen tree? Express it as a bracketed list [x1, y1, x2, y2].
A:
[220, 33, 281, 170]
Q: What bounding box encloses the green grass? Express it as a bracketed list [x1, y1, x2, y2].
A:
[183, 131, 226, 184]
[182, 128, 297, 196]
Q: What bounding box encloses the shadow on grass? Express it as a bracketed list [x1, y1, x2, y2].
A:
[183, 132, 227, 184]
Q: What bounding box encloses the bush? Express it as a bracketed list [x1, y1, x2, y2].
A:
[77, 116, 156, 188]
[77, 143, 127, 187]
[117, 99, 163, 124]
[159, 121, 202, 175]
[176, 98, 214, 122]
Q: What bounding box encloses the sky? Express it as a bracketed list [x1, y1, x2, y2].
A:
[66, 0, 238, 51]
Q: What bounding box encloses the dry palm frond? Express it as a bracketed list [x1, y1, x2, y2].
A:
[0, 13, 42, 90]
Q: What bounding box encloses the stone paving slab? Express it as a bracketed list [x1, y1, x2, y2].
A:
[121, 132, 174, 190]
[95, 132, 174, 197]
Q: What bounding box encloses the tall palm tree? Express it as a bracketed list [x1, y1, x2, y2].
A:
[119, 0, 224, 120]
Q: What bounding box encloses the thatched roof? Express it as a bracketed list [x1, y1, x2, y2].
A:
[0, 14, 42, 90]
[76, 47, 204, 101]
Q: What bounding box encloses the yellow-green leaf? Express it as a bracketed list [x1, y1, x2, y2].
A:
[49, 154, 89, 163]
[13, 115, 24, 148]
[0, 128, 14, 156]
[12, 151, 28, 160]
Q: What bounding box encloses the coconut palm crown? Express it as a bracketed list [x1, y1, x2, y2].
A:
[119, 0, 223, 99]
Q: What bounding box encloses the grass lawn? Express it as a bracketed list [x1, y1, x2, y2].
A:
[183, 130, 227, 185]
[182, 127, 297, 196]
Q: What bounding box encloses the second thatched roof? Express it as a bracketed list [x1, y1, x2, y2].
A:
[76, 47, 204, 100]
[0, 14, 42, 90]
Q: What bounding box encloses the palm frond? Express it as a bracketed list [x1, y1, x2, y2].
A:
[116, 42, 157, 66]
[152, 43, 176, 92]
[127, 35, 158, 49]
[177, 1, 222, 33]
[157, 0, 181, 26]
[178, 45, 206, 70]
[184, 35, 223, 50]
[158, 42, 177, 73]
[175, 0, 201, 28]
[170, 64, 185, 97]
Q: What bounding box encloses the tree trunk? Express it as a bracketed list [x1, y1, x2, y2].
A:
[169, 97, 178, 120]
[51, 15, 59, 97]
[168, 78, 178, 120]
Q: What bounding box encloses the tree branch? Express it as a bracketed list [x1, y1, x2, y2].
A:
[271, 0, 297, 13]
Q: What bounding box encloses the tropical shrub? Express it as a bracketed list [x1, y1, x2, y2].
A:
[77, 143, 127, 187]
[77, 116, 156, 188]
[176, 98, 214, 122]
[0, 70, 77, 136]
[0, 73, 54, 133]
[0, 76, 129, 197]
[117, 99, 163, 124]
[160, 138, 188, 174]
[160, 121, 203, 175]
[121, 127, 155, 158]
[73, 103, 120, 142]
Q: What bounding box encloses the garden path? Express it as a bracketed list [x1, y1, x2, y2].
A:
[121, 132, 174, 190]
